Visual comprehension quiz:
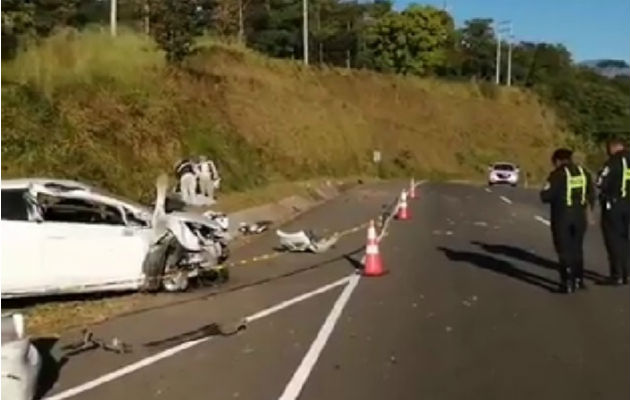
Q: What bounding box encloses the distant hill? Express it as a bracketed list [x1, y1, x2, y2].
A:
[1, 31, 571, 200]
[581, 59, 630, 78]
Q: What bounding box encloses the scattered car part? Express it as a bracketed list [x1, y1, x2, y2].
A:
[62, 329, 132, 356]
[1, 313, 41, 400]
[238, 221, 272, 235]
[276, 230, 339, 253]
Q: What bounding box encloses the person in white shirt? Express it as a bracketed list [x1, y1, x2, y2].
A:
[196, 156, 216, 200]
[175, 158, 197, 204]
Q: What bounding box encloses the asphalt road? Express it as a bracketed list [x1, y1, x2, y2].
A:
[37, 182, 629, 400]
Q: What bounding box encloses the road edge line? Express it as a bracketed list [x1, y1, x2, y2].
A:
[278, 274, 361, 400]
[45, 274, 356, 400]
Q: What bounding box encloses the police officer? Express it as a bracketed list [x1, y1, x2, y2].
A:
[540, 148, 596, 293]
[597, 137, 630, 286]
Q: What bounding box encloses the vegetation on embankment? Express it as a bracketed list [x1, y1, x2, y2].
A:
[2, 30, 574, 201]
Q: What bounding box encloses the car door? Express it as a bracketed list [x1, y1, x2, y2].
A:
[38, 195, 150, 292]
[0, 189, 45, 296]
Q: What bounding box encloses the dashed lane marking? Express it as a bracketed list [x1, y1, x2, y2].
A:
[534, 215, 550, 226]
[500, 196, 513, 205]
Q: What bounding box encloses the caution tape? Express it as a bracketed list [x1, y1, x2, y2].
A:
[206, 184, 412, 271]
[217, 222, 368, 270]
[222, 207, 396, 270]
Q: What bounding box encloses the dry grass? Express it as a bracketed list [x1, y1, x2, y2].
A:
[2, 30, 571, 201]
[21, 294, 146, 337]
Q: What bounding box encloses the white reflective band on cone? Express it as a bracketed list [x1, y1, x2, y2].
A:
[366, 244, 379, 255]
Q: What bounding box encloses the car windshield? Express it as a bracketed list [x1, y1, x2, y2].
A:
[493, 164, 516, 171]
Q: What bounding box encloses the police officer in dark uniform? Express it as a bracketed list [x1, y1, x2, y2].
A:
[597, 137, 630, 286]
[540, 149, 596, 293]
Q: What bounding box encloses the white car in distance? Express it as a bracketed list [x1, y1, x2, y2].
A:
[488, 162, 520, 187]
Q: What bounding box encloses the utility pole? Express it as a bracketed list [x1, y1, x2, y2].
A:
[238, 0, 245, 43]
[507, 24, 514, 87]
[495, 30, 501, 84]
[303, 0, 309, 65]
[110, 0, 117, 37]
[495, 20, 511, 85]
[507, 35, 513, 87]
[346, 21, 351, 69]
[143, 0, 150, 35]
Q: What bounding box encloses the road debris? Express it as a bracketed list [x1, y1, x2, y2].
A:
[276, 229, 339, 253]
[473, 221, 488, 227]
[1, 313, 41, 400]
[238, 221, 272, 235]
[63, 329, 132, 355]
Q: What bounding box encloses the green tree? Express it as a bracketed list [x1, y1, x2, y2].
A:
[365, 5, 452, 75]
[458, 18, 495, 80]
[1, 0, 35, 59]
[150, 0, 203, 63]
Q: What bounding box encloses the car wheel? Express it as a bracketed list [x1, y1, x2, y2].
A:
[163, 270, 189, 292]
[161, 238, 190, 292]
[201, 267, 230, 284]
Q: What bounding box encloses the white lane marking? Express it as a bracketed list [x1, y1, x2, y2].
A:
[45, 338, 210, 400]
[535, 215, 551, 226]
[485, 188, 492, 193]
[500, 196, 513, 205]
[278, 274, 361, 400]
[46, 275, 356, 400]
[246, 276, 352, 322]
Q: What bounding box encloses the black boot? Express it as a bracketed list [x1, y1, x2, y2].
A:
[576, 278, 587, 290]
[603, 276, 623, 286]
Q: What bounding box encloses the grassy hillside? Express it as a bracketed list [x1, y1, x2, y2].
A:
[2, 29, 573, 202]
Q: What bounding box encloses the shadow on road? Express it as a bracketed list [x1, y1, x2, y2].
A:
[471, 241, 608, 283]
[33, 337, 67, 400]
[437, 247, 560, 293]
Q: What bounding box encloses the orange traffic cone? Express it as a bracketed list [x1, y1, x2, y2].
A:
[409, 178, 417, 199]
[363, 220, 385, 277]
[396, 189, 411, 220]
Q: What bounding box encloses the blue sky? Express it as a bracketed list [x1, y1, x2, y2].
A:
[395, 0, 630, 63]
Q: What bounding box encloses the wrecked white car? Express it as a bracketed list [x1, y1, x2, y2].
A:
[1, 178, 230, 299]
